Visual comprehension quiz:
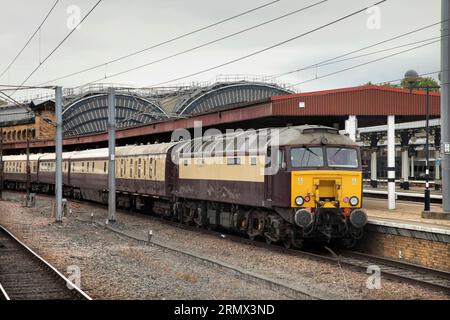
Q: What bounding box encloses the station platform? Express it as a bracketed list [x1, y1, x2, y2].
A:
[357, 198, 450, 272]
[363, 186, 442, 201]
[364, 198, 449, 228]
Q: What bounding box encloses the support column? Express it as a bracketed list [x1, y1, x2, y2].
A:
[55, 87, 63, 222]
[370, 150, 378, 188]
[369, 134, 380, 188]
[387, 115, 396, 210]
[26, 128, 31, 205]
[441, 0, 450, 214]
[399, 132, 411, 190]
[401, 149, 409, 190]
[410, 154, 415, 180]
[435, 150, 441, 191]
[107, 87, 116, 223]
[345, 115, 357, 142]
[434, 129, 441, 191]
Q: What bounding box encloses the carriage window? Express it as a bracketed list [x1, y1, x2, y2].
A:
[291, 147, 324, 168]
[104, 162, 107, 173]
[326, 147, 359, 168]
[138, 158, 142, 178]
[143, 160, 147, 177]
[130, 159, 133, 177]
[227, 157, 241, 165]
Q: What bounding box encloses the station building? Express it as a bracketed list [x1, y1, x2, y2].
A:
[0, 99, 56, 143]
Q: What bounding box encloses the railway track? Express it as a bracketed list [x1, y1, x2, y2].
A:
[91, 204, 450, 295]
[0, 224, 91, 300]
[3, 190, 450, 296]
[109, 208, 450, 295]
[338, 251, 450, 293]
[189, 225, 450, 294]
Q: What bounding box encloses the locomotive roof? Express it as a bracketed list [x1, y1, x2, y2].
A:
[173, 125, 357, 156]
[275, 125, 358, 147]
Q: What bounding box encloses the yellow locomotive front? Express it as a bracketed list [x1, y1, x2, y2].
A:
[287, 142, 367, 246]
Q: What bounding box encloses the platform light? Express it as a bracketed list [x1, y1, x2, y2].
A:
[403, 69, 440, 213]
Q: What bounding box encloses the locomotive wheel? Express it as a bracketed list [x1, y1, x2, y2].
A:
[265, 237, 272, 245]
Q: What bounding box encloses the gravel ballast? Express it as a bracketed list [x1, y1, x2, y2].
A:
[0, 191, 448, 300]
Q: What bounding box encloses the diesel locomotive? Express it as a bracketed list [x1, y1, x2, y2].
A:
[1, 125, 367, 248]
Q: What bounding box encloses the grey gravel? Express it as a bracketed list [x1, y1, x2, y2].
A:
[1, 191, 448, 300]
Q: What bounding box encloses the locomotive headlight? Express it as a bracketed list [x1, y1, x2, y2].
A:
[295, 196, 304, 206]
[349, 196, 359, 206]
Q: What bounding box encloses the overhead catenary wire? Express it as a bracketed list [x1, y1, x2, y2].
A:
[276, 36, 444, 76]
[0, 91, 31, 112]
[142, 0, 387, 88]
[375, 70, 441, 85]
[13, 0, 103, 93]
[0, 0, 60, 79]
[0, 84, 55, 90]
[273, 19, 448, 78]
[36, 0, 282, 86]
[79, 0, 328, 86]
[89, 35, 442, 90]
[293, 39, 440, 86]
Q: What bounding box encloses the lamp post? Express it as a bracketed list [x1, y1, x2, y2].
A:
[404, 70, 440, 212]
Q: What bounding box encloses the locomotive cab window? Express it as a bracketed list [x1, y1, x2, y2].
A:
[290, 147, 324, 168]
[326, 147, 359, 168]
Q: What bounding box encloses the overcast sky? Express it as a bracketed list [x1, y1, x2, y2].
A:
[0, 0, 442, 99]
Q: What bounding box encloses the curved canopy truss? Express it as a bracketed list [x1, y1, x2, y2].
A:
[62, 93, 168, 137]
[174, 82, 291, 116]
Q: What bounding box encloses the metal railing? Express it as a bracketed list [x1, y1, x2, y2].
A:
[13, 75, 297, 104]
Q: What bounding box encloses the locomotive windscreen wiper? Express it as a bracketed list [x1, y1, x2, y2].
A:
[303, 146, 320, 158]
[330, 147, 343, 158]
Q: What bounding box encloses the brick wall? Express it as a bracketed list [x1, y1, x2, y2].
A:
[356, 230, 450, 271]
[1, 112, 55, 143]
[35, 111, 55, 140]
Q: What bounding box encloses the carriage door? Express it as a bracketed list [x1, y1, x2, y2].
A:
[264, 147, 273, 203]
